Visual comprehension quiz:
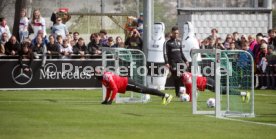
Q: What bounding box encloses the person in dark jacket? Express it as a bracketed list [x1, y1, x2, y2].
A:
[46, 35, 60, 59]
[266, 45, 276, 89]
[73, 37, 88, 59]
[125, 29, 143, 50]
[87, 33, 102, 56]
[4, 36, 20, 56]
[18, 40, 33, 72]
[164, 26, 187, 97]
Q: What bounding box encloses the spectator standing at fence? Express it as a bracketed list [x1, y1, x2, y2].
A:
[137, 13, 143, 35]
[241, 42, 253, 56]
[200, 38, 208, 49]
[214, 37, 225, 50]
[209, 28, 219, 41]
[72, 32, 79, 45]
[66, 34, 74, 46]
[113, 36, 124, 48]
[237, 42, 253, 83]
[32, 35, 46, 62]
[255, 43, 268, 89]
[252, 34, 264, 88]
[229, 42, 236, 50]
[0, 17, 11, 40]
[73, 37, 88, 59]
[30, 9, 46, 38]
[46, 35, 60, 59]
[240, 35, 248, 47]
[233, 32, 241, 49]
[125, 29, 143, 50]
[51, 17, 69, 40]
[125, 16, 137, 37]
[32, 30, 48, 46]
[99, 29, 108, 46]
[266, 45, 276, 89]
[0, 32, 9, 55]
[60, 39, 72, 59]
[248, 35, 257, 51]
[88, 33, 102, 56]
[268, 29, 276, 50]
[56, 35, 63, 47]
[223, 34, 233, 49]
[19, 9, 29, 43]
[238, 42, 253, 66]
[18, 40, 33, 72]
[204, 37, 215, 49]
[4, 36, 20, 56]
[0, 32, 8, 45]
[253, 33, 264, 60]
[103, 37, 116, 48]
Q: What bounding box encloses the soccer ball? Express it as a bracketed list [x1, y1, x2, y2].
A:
[142, 94, 151, 102]
[180, 93, 190, 102]
[207, 98, 215, 108]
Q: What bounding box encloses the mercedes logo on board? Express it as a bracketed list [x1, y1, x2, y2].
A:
[11, 64, 33, 85]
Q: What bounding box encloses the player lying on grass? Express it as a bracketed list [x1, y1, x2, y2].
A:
[95, 71, 173, 105]
[180, 72, 250, 102]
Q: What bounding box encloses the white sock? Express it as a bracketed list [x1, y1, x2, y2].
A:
[240, 92, 246, 96]
[165, 93, 170, 97]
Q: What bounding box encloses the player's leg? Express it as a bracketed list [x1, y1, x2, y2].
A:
[126, 78, 173, 104]
[206, 77, 249, 102]
[206, 77, 215, 92]
[171, 70, 181, 97]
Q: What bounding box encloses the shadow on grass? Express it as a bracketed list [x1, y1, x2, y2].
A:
[256, 114, 276, 117]
[122, 112, 144, 117]
[43, 99, 58, 103]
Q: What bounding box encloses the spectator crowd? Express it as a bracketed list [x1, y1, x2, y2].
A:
[0, 8, 275, 90]
[0, 9, 144, 60]
[199, 28, 276, 90]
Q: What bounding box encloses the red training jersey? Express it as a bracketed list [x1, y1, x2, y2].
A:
[102, 72, 128, 101]
[181, 72, 207, 102]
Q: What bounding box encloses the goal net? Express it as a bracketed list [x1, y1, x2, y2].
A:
[191, 49, 255, 118]
[101, 48, 149, 103]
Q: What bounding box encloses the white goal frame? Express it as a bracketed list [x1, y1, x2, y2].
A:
[101, 48, 149, 103]
[191, 49, 255, 118]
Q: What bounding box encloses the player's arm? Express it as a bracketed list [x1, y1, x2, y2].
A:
[104, 89, 111, 101]
[108, 78, 118, 102]
[101, 74, 118, 105]
[163, 40, 169, 67]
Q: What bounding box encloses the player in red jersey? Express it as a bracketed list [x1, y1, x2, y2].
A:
[96, 71, 173, 105]
[180, 72, 250, 102]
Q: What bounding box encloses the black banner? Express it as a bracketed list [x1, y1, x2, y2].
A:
[0, 59, 175, 89]
[0, 59, 103, 89]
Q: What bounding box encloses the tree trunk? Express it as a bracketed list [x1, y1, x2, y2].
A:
[13, 0, 27, 41]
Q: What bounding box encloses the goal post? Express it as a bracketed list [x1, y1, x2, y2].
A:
[101, 47, 149, 103]
[191, 49, 255, 118]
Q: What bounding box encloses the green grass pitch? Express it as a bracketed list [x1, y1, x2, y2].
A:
[0, 89, 275, 139]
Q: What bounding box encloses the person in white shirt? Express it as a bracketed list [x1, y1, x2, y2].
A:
[51, 17, 68, 40]
[0, 17, 11, 40]
[59, 39, 72, 59]
[30, 9, 46, 38]
[19, 9, 29, 42]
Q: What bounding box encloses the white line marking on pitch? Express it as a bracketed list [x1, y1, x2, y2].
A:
[206, 115, 276, 127]
[255, 94, 276, 97]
